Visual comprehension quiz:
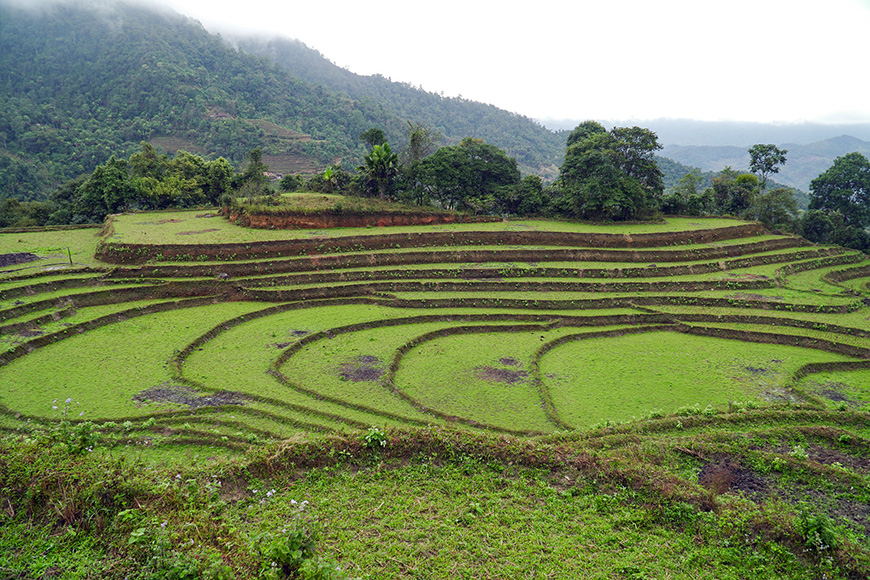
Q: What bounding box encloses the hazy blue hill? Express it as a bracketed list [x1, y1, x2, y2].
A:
[661, 136, 870, 192]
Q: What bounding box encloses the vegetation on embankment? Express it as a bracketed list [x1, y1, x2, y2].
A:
[2, 418, 870, 579]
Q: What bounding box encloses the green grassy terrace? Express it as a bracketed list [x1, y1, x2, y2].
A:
[1, 211, 869, 578]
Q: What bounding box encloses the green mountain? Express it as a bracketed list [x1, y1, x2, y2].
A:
[0, 1, 568, 202]
[234, 36, 566, 177]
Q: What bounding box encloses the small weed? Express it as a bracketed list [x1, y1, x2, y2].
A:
[362, 427, 387, 451]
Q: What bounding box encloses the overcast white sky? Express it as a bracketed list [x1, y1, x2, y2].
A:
[154, 0, 869, 125]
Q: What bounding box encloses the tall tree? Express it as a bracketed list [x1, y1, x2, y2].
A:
[748, 144, 787, 196]
[559, 123, 663, 221]
[360, 143, 400, 198]
[401, 121, 441, 167]
[408, 138, 520, 212]
[808, 152, 870, 230]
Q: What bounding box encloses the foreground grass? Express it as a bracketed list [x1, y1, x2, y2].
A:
[2, 418, 868, 579]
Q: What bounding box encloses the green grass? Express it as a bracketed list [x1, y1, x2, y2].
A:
[540, 331, 858, 427]
[108, 212, 747, 245]
[0, 227, 105, 269]
[0, 302, 269, 419]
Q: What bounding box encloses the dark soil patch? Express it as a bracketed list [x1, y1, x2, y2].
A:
[290, 329, 309, 337]
[804, 381, 860, 407]
[698, 460, 768, 500]
[807, 444, 870, 475]
[17, 328, 44, 338]
[133, 384, 247, 408]
[195, 213, 218, 218]
[499, 357, 521, 366]
[0, 252, 41, 268]
[176, 229, 221, 235]
[725, 292, 784, 302]
[339, 356, 383, 382]
[475, 366, 528, 384]
[157, 219, 184, 224]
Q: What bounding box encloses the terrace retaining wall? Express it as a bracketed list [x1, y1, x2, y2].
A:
[96, 223, 768, 264]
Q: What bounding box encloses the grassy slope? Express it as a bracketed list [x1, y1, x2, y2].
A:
[1, 213, 869, 579]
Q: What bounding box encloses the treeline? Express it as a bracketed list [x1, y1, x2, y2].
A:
[0, 143, 238, 227]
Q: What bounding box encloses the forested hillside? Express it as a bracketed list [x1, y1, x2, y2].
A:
[0, 2, 415, 199]
[236, 37, 566, 176]
[0, 1, 570, 202]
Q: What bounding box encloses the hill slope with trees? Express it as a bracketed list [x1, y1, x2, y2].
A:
[0, 1, 567, 202]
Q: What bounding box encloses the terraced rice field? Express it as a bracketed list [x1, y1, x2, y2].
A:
[1, 212, 869, 454]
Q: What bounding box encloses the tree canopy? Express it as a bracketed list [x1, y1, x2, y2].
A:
[748, 144, 788, 195]
[558, 123, 664, 221]
[809, 152, 870, 230]
[406, 138, 520, 212]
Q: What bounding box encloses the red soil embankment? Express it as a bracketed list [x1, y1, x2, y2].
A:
[227, 209, 498, 229]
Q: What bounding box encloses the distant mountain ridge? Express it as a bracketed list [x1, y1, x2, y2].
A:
[661, 136, 870, 192]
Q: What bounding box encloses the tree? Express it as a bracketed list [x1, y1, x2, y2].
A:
[408, 138, 520, 212]
[748, 144, 787, 196]
[565, 120, 607, 148]
[711, 167, 757, 216]
[662, 170, 714, 216]
[360, 128, 386, 150]
[400, 121, 441, 166]
[744, 187, 797, 230]
[359, 143, 399, 198]
[808, 152, 870, 230]
[279, 174, 304, 192]
[558, 123, 663, 221]
[237, 148, 270, 196]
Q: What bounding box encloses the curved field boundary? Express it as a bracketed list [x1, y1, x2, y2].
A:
[240, 278, 776, 303]
[528, 323, 870, 427]
[671, 313, 869, 340]
[382, 320, 679, 433]
[790, 360, 870, 386]
[0, 296, 220, 366]
[679, 325, 870, 359]
[530, 325, 683, 428]
[0, 266, 107, 284]
[234, 247, 845, 288]
[228, 208, 500, 229]
[0, 275, 136, 301]
[375, 295, 863, 314]
[95, 223, 766, 264]
[100, 238, 805, 279]
[0, 305, 79, 335]
[824, 263, 870, 283]
[773, 252, 866, 286]
[96, 237, 811, 280]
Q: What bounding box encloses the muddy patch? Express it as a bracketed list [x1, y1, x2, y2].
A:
[499, 357, 521, 366]
[0, 252, 41, 268]
[17, 328, 45, 338]
[699, 460, 768, 500]
[339, 355, 383, 382]
[133, 384, 247, 408]
[475, 366, 528, 384]
[724, 292, 784, 302]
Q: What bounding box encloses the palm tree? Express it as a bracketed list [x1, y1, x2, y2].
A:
[360, 143, 399, 198]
